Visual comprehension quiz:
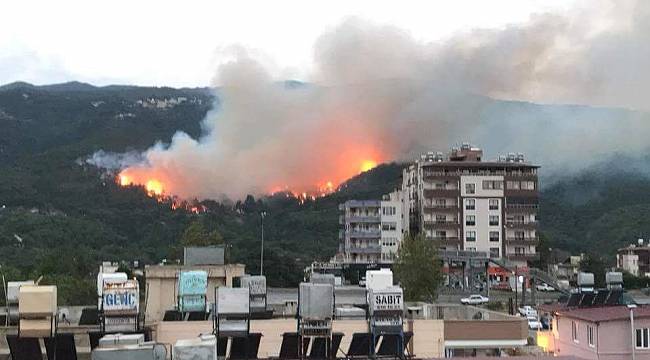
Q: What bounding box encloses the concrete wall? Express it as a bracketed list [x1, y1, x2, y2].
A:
[145, 264, 245, 322]
[155, 318, 445, 358]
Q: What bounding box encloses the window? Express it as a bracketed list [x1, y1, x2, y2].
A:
[467, 247, 476, 252]
[465, 199, 475, 210]
[521, 181, 536, 190]
[465, 183, 476, 194]
[515, 247, 525, 255]
[435, 215, 447, 222]
[434, 198, 446, 206]
[572, 321, 578, 343]
[489, 215, 499, 226]
[637, 328, 650, 349]
[489, 231, 500, 242]
[466, 231, 476, 242]
[506, 181, 520, 190]
[466, 215, 476, 226]
[489, 199, 499, 210]
[489, 247, 500, 258]
[382, 222, 396, 231]
[435, 231, 447, 239]
[382, 206, 396, 216]
[515, 231, 525, 240]
[482, 180, 504, 190]
[587, 325, 595, 347]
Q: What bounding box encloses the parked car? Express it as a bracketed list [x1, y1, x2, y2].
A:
[518, 305, 538, 317]
[536, 283, 555, 292]
[460, 294, 489, 305]
[527, 316, 542, 330]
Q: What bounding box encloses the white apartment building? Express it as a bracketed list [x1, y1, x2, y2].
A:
[402, 144, 540, 264]
[338, 191, 405, 264]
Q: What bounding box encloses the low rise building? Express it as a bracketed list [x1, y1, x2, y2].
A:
[618, 241, 650, 277]
[539, 304, 650, 360]
[144, 263, 245, 322]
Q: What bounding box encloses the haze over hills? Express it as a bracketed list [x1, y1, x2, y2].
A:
[1, 82, 650, 303]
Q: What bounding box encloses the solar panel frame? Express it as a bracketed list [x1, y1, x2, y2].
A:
[593, 290, 609, 306]
[606, 290, 623, 305]
[580, 293, 595, 307]
[567, 293, 581, 307]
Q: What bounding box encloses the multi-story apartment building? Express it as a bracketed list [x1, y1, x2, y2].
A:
[338, 191, 404, 264]
[403, 144, 539, 264]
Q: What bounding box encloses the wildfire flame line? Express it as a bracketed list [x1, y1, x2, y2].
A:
[116, 158, 380, 208]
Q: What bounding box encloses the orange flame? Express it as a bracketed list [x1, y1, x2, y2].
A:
[359, 160, 378, 173]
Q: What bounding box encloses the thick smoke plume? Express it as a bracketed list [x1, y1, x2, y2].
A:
[97, 0, 650, 200]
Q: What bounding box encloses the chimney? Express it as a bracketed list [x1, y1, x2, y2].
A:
[606, 272, 623, 290]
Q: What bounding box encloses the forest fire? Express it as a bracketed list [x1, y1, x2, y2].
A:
[117, 155, 381, 206]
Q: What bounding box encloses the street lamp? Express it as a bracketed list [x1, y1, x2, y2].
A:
[260, 212, 267, 275]
[629, 304, 638, 360]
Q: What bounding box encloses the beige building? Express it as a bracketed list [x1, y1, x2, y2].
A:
[403, 144, 540, 264]
[144, 264, 246, 322]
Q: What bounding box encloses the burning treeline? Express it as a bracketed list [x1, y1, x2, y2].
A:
[92, 1, 650, 201]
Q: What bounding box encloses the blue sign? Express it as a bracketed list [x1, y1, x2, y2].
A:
[179, 271, 208, 312]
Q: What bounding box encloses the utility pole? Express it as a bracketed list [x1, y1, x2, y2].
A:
[260, 212, 266, 275]
[630, 304, 637, 360]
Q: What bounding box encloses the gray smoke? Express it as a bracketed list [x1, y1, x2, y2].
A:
[98, 0, 650, 199]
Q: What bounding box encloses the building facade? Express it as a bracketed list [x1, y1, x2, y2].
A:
[338, 191, 405, 264]
[403, 144, 539, 264]
[539, 305, 650, 360]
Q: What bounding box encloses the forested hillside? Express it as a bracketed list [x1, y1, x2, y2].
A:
[1, 81, 648, 304]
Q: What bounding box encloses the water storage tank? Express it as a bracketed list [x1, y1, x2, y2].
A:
[174, 335, 218, 360]
[299, 283, 334, 320]
[366, 269, 393, 290]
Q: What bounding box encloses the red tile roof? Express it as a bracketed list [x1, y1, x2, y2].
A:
[552, 305, 650, 323]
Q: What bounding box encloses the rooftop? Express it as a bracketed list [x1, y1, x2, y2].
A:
[543, 304, 650, 323]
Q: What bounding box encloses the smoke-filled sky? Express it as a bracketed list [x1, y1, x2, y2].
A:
[77, 0, 650, 199]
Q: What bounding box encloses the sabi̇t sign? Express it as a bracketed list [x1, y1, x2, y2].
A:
[371, 292, 403, 311]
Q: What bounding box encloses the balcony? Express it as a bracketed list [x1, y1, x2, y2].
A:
[348, 230, 381, 238]
[345, 214, 381, 223]
[506, 220, 538, 229]
[347, 244, 382, 254]
[427, 236, 461, 245]
[423, 220, 459, 229]
[423, 203, 458, 211]
[506, 204, 538, 212]
[505, 237, 538, 245]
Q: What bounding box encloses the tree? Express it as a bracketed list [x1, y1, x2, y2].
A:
[394, 233, 443, 301]
[180, 220, 224, 247]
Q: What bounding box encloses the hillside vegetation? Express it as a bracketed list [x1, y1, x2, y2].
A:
[0, 82, 647, 303]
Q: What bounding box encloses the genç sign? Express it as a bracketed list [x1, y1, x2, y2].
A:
[103, 280, 139, 314]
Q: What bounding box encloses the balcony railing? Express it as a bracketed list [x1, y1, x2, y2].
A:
[424, 220, 459, 228]
[348, 230, 381, 238]
[345, 214, 381, 222]
[506, 204, 538, 210]
[427, 236, 460, 242]
[506, 221, 538, 228]
[423, 203, 458, 209]
[347, 245, 382, 254]
[506, 237, 539, 244]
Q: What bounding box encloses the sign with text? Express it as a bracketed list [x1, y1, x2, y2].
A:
[102, 280, 139, 315]
[370, 289, 403, 312]
[179, 271, 208, 312]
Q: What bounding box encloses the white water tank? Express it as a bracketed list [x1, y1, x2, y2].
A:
[366, 269, 393, 290]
